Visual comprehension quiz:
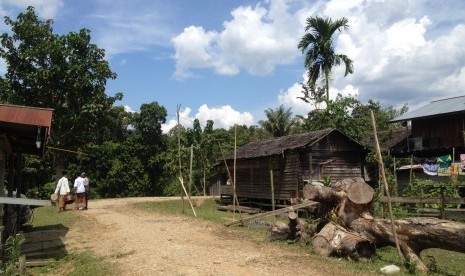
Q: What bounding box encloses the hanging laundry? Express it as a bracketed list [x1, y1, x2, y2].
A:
[414, 157, 439, 175]
[437, 155, 452, 174]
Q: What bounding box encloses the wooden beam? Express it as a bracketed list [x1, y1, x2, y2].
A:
[225, 201, 318, 227]
[0, 197, 52, 206]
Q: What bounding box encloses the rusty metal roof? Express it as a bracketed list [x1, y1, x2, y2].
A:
[225, 128, 364, 160]
[0, 104, 53, 155]
[0, 104, 53, 128]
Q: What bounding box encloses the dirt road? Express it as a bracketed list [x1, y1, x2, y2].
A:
[64, 197, 358, 276]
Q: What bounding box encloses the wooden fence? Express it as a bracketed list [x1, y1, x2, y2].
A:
[379, 195, 465, 221]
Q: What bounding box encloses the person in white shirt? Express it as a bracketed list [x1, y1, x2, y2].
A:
[74, 172, 86, 210]
[54, 171, 70, 213]
[82, 173, 89, 210]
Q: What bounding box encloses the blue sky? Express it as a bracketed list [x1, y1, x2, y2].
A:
[1, 0, 465, 132]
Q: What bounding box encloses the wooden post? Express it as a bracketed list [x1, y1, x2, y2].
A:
[189, 144, 193, 196]
[19, 254, 26, 275]
[176, 105, 185, 211]
[233, 126, 237, 219]
[370, 110, 404, 263]
[270, 169, 275, 212]
[178, 177, 197, 217]
[203, 168, 206, 196]
[218, 142, 243, 222]
[440, 185, 446, 219]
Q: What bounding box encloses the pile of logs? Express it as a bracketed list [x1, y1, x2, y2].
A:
[270, 177, 465, 273]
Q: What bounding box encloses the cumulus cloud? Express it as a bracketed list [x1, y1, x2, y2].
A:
[172, 0, 302, 79]
[162, 105, 254, 133]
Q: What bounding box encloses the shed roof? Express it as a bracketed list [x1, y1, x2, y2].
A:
[226, 128, 363, 160]
[0, 104, 53, 155]
[391, 95, 465, 122]
[0, 104, 53, 128]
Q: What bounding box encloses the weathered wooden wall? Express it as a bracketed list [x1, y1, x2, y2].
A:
[219, 133, 365, 201]
[412, 114, 465, 149]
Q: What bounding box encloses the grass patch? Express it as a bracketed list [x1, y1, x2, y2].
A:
[28, 252, 116, 276]
[23, 206, 78, 232]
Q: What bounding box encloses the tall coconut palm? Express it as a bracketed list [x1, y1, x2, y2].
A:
[259, 105, 297, 137]
[298, 16, 354, 100]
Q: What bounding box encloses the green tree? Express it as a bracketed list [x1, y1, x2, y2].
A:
[259, 105, 298, 137]
[0, 7, 120, 181]
[131, 102, 167, 195]
[298, 16, 353, 100]
[302, 94, 361, 138]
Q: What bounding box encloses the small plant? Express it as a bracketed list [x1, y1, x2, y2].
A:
[322, 175, 332, 186]
[2, 233, 25, 275]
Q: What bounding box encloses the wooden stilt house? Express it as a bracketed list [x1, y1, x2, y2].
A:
[210, 128, 368, 205]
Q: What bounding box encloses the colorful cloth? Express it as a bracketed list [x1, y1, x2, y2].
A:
[437, 155, 452, 174]
[461, 154, 465, 172]
[75, 193, 86, 208]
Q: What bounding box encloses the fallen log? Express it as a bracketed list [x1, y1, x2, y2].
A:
[303, 177, 465, 272]
[270, 211, 315, 242]
[312, 222, 375, 260]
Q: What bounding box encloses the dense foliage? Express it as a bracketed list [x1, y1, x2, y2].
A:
[0, 8, 406, 199]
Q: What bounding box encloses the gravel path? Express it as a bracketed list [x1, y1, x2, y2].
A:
[64, 197, 358, 276]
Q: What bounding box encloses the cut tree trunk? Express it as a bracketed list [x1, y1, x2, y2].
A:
[270, 211, 315, 242]
[312, 222, 375, 260]
[303, 177, 465, 273]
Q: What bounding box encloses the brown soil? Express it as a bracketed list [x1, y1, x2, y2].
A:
[64, 197, 360, 276]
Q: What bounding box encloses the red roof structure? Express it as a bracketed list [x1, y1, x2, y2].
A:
[0, 104, 53, 156]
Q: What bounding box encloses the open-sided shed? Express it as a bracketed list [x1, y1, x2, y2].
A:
[0, 104, 53, 239]
[210, 128, 368, 204]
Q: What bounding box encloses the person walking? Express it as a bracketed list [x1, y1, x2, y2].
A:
[74, 172, 87, 210]
[82, 172, 89, 210]
[54, 171, 70, 213]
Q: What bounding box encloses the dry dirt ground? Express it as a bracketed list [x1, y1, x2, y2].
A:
[63, 197, 360, 276]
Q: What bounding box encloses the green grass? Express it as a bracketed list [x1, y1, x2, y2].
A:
[23, 206, 77, 232]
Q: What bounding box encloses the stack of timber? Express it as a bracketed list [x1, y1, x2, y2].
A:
[298, 177, 465, 273]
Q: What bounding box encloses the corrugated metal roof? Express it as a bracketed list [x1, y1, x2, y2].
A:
[226, 128, 363, 160]
[391, 96, 465, 122]
[0, 104, 53, 128]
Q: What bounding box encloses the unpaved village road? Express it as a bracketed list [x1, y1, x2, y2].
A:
[63, 197, 360, 276]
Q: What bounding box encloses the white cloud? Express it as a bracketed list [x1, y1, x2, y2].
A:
[172, 0, 303, 79]
[161, 105, 254, 133]
[195, 104, 254, 129]
[172, 26, 218, 79]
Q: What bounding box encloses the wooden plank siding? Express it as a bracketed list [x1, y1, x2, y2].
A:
[212, 129, 367, 203]
[411, 114, 465, 149]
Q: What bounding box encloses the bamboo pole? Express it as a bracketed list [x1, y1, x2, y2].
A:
[176, 105, 185, 211]
[233, 126, 237, 220]
[217, 142, 243, 222]
[189, 144, 193, 196]
[370, 110, 404, 263]
[177, 176, 197, 217]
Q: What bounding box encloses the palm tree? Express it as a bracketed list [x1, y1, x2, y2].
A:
[259, 105, 297, 137]
[298, 16, 354, 100]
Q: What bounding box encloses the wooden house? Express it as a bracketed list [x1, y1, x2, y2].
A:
[210, 128, 368, 205]
[390, 96, 465, 157]
[390, 96, 465, 193]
